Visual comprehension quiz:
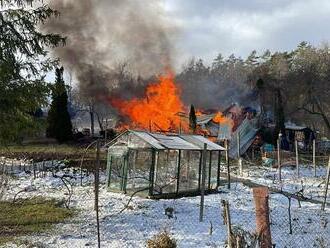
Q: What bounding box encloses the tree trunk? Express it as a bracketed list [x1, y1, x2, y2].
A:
[314, 98, 330, 135]
[95, 112, 104, 132]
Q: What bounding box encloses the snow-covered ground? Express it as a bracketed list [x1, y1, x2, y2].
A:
[1, 161, 330, 248]
[241, 164, 328, 201]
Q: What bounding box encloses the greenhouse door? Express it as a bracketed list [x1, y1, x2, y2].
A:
[107, 154, 128, 192]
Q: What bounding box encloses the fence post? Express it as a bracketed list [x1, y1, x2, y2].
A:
[225, 139, 231, 189]
[295, 139, 299, 177]
[313, 139, 316, 177]
[237, 132, 243, 176]
[321, 156, 330, 211]
[221, 200, 232, 248]
[94, 139, 101, 248]
[277, 137, 281, 181]
[33, 161, 36, 179]
[253, 187, 272, 248]
[199, 143, 207, 222]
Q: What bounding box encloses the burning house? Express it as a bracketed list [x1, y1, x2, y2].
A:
[109, 72, 260, 161]
[196, 104, 259, 158]
[106, 130, 225, 198]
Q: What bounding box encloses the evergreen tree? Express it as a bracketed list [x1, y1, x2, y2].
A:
[47, 67, 73, 143]
[189, 104, 197, 133]
[0, 0, 65, 143]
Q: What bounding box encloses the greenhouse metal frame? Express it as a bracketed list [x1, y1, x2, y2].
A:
[106, 130, 225, 198]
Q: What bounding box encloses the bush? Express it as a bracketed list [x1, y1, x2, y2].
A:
[147, 231, 177, 248]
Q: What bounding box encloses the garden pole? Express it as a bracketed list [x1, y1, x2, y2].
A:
[313, 139, 316, 177]
[295, 139, 299, 177]
[321, 156, 330, 211]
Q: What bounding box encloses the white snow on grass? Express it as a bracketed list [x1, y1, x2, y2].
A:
[241, 164, 328, 201]
[1, 163, 330, 248]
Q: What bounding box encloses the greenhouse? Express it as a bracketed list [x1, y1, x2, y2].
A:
[106, 130, 225, 198]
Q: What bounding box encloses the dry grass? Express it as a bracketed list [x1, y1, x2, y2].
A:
[147, 231, 177, 248]
[0, 197, 74, 245]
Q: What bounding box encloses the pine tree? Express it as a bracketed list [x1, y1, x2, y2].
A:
[47, 67, 73, 143]
[0, 0, 65, 143]
[189, 104, 197, 133]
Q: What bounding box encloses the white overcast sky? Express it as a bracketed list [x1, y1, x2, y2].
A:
[163, 0, 330, 67]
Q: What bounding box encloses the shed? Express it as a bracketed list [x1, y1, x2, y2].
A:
[106, 130, 225, 198]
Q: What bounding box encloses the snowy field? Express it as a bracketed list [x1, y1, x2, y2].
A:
[241, 164, 328, 201]
[1, 162, 330, 248]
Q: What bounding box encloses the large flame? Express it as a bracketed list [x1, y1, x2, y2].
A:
[111, 72, 188, 132]
[212, 112, 233, 126]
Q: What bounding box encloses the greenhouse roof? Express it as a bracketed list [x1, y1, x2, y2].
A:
[126, 130, 225, 151]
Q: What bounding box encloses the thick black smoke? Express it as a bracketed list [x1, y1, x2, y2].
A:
[45, 0, 176, 98]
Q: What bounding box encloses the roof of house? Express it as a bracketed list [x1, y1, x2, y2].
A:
[285, 122, 308, 131]
[108, 130, 225, 151]
[196, 114, 216, 125]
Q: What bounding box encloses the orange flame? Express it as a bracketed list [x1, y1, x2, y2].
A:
[212, 112, 232, 126]
[111, 72, 188, 132]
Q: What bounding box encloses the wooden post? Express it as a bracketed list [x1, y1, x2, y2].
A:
[253, 187, 272, 248]
[222, 200, 232, 248]
[313, 139, 316, 177]
[41, 160, 44, 177]
[237, 132, 243, 176]
[277, 137, 281, 181]
[288, 197, 292, 234]
[33, 161, 36, 179]
[199, 143, 207, 222]
[176, 150, 182, 194]
[94, 139, 101, 248]
[295, 139, 299, 177]
[225, 139, 231, 189]
[321, 156, 330, 211]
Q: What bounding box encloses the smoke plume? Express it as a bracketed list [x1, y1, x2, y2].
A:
[45, 0, 176, 98]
